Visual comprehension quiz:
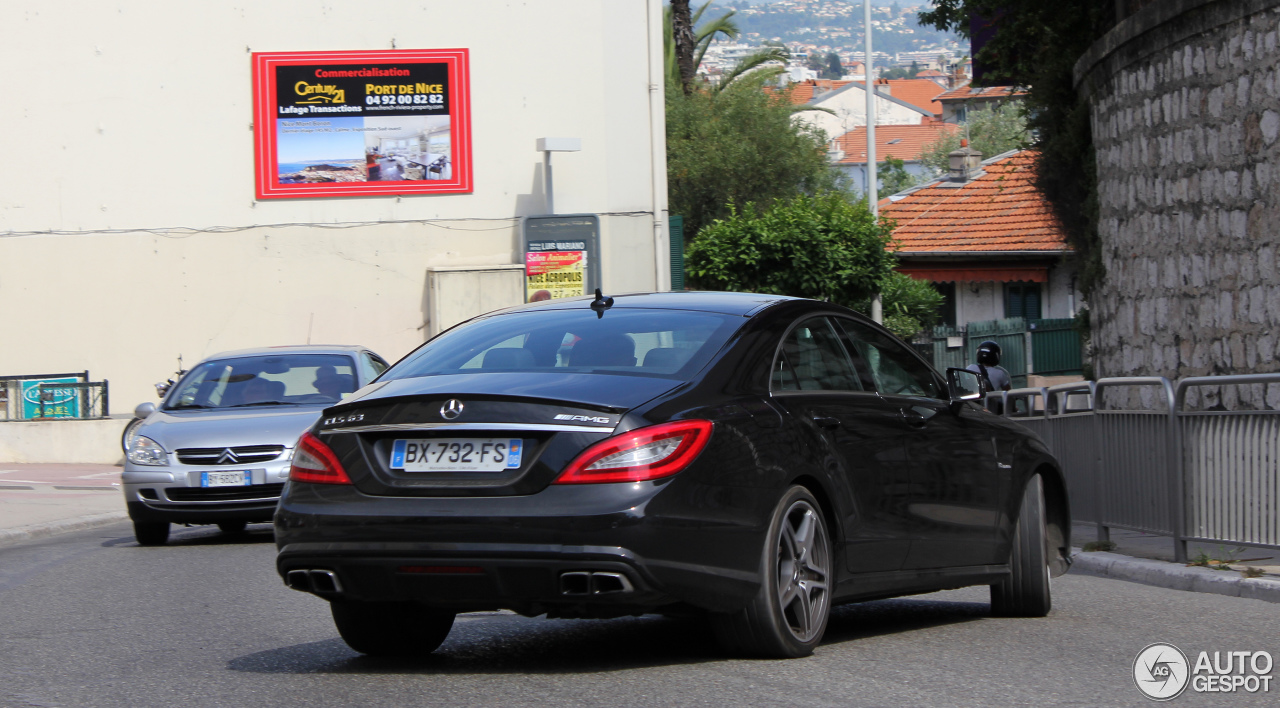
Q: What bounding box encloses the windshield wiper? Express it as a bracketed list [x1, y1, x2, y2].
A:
[227, 401, 296, 408]
[166, 404, 212, 410]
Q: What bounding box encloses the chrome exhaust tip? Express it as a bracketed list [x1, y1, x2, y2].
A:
[590, 572, 634, 594]
[560, 571, 591, 595]
[559, 571, 634, 596]
[308, 569, 342, 594]
[285, 569, 312, 592]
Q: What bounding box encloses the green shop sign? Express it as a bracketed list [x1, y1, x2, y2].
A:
[21, 378, 82, 419]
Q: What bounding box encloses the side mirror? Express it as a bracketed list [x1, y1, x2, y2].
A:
[134, 401, 157, 420]
[946, 367, 985, 415]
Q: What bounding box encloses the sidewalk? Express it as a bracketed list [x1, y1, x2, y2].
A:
[1070, 522, 1280, 604]
[0, 463, 128, 545]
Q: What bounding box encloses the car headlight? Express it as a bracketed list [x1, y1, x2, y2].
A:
[127, 436, 169, 466]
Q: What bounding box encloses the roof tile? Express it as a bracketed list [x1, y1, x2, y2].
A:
[833, 123, 960, 164]
[879, 150, 1071, 254]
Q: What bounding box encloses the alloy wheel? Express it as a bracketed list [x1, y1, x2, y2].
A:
[775, 500, 830, 643]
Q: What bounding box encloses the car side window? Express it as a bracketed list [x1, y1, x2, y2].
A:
[838, 319, 943, 399]
[359, 352, 388, 382]
[773, 317, 862, 392]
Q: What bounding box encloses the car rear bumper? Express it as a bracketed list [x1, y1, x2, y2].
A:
[274, 481, 768, 615]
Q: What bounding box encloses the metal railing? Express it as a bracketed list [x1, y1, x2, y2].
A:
[0, 372, 110, 420]
[988, 374, 1280, 561]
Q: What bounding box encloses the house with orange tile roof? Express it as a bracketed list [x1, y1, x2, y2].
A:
[878, 79, 947, 119]
[830, 122, 960, 195]
[937, 84, 1027, 123]
[879, 148, 1082, 328]
[789, 79, 937, 143]
[915, 68, 950, 89]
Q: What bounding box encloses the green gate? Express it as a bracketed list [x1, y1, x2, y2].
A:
[967, 318, 1029, 388]
[1028, 318, 1084, 376]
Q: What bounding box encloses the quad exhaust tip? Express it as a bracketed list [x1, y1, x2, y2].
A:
[559, 571, 634, 596]
[284, 569, 343, 594]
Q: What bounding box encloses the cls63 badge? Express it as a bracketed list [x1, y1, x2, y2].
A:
[323, 413, 365, 426]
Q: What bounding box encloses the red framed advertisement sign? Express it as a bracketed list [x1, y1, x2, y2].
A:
[252, 49, 472, 199]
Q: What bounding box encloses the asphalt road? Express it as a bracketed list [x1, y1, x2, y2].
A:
[1, 522, 1277, 708]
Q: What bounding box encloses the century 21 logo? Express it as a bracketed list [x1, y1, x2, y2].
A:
[294, 82, 345, 104]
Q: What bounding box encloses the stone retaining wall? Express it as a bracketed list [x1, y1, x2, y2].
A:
[1078, 0, 1280, 409]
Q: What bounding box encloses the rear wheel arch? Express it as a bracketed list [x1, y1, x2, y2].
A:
[788, 474, 841, 551]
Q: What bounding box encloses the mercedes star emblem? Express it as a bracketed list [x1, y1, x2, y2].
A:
[440, 399, 465, 420]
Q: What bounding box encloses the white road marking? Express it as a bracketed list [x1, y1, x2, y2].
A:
[73, 472, 120, 479]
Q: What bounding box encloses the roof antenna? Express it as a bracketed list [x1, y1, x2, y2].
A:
[589, 288, 614, 318]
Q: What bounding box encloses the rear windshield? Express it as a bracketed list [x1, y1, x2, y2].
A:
[164, 354, 357, 410]
[385, 309, 742, 381]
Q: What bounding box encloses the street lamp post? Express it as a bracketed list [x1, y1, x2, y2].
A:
[865, 0, 883, 324]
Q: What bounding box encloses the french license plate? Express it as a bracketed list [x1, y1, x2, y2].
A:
[391, 438, 523, 472]
[201, 470, 251, 487]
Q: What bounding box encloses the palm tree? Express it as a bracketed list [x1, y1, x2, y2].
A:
[665, 1, 740, 93]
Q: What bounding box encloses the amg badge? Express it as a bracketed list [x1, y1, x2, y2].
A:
[553, 414, 612, 424]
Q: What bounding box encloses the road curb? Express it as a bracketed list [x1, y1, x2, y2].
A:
[0, 512, 130, 548]
[1070, 547, 1280, 604]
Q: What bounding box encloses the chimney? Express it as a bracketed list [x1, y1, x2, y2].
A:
[876, 77, 891, 96]
[948, 140, 983, 182]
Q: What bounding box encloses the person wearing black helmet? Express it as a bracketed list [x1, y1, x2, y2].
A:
[967, 340, 1012, 411]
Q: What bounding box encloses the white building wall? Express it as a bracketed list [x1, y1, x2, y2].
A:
[955, 281, 1004, 325]
[795, 85, 929, 141]
[952, 259, 1080, 326]
[0, 0, 667, 410]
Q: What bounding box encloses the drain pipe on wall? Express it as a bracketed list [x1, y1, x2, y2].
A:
[647, 0, 672, 292]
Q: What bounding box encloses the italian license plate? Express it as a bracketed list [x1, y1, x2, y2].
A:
[391, 438, 523, 472]
[201, 470, 251, 487]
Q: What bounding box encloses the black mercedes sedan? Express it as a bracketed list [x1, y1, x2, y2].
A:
[275, 291, 1071, 658]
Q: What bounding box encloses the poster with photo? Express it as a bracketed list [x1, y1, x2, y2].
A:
[252, 49, 471, 198]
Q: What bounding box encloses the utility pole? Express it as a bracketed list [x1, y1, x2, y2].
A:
[865, 0, 882, 324]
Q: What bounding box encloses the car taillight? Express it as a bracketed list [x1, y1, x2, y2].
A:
[554, 420, 713, 485]
[289, 432, 351, 485]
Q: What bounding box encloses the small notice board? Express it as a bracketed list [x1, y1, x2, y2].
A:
[521, 214, 600, 302]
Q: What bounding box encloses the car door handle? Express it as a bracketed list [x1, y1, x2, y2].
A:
[811, 415, 841, 430]
[900, 408, 929, 428]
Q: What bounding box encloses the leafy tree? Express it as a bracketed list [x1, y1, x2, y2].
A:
[825, 52, 844, 79]
[877, 156, 918, 196]
[685, 193, 896, 306]
[917, 0, 1114, 292]
[666, 71, 842, 240]
[853, 272, 945, 340]
[919, 102, 1030, 176]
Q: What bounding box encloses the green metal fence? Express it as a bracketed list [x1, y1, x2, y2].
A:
[920, 317, 1083, 386]
[1028, 318, 1084, 376]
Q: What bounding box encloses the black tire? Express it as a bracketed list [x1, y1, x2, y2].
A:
[711, 485, 833, 658]
[120, 417, 144, 453]
[991, 474, 1052, 617]
[133, 520, 169, 546]
[330, 601, 455, 657]
[217, 521, 248, 534]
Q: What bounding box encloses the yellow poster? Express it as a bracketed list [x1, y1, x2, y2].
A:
[526, 251, 585, 301]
